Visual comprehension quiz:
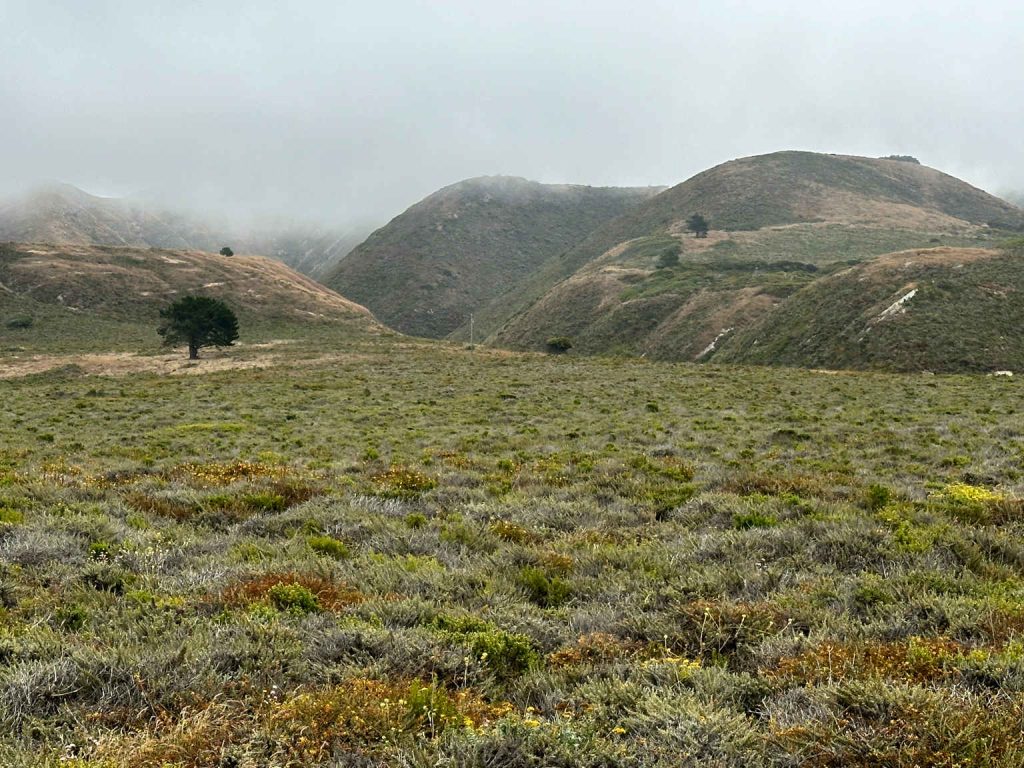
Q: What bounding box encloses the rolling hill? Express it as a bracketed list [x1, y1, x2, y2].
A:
[323, 176, 662, 339]
[0, 184, 369, 278]
[0, 242, 378, 352]
[0, 184, 224, 252]
[488, 152, 1024, 368]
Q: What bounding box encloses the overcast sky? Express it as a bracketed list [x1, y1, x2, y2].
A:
[4, 0, 1024, 226]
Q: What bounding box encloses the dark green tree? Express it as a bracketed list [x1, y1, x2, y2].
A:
[686, 214, 709, 238]
[219, 246, 234, 257]
[656, 243, 681, 268]
[158, 295, 239, 359]
[545, 336, 573, 354]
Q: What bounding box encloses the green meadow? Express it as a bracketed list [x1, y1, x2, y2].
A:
[2, 329, 1024, 766]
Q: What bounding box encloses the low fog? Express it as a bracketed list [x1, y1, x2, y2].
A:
[4, 0, 1024, 227]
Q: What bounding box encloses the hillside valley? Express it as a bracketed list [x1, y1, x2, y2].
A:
[324, 176, 662, 339]
[3, 157, 1024, 767]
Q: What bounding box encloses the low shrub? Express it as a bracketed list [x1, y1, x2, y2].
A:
[4, 316, 33, 330]
[865, 483, 892, 511]
[545, 336, 573, 353]
[267, 678, 492, 761]
[656, 244, 681, 269]
[307, 534, 350, 559]
[932, 482, 1019, 523]
[516, 566, 572, 608]
[82, 563, 133, 594]
[489, 519, 537, 543]
[732, 510, 778, 529]
[372, 465, 437, 499]
[431, 614, 539, 679]
[405, 512, 428, 529]
[0, 505, 24, 525]
[220, 572, 364, 612]
[267, 582, 320, 614]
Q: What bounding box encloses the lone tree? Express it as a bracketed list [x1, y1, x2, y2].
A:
[219, 246, 234, 257]
[656, 242, 681, 269]
[546, 336, 573, 354]
[158, 295, 239, 360]
[686, 214, 709, 238]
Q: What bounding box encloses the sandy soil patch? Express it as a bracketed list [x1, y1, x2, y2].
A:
[0, 340, 349, 379]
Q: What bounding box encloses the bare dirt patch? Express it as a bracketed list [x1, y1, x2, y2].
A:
[0, 340, 353, 379]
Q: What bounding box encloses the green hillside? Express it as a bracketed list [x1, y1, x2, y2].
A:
[488, 152, 1023, 368]
[323, 176, 661, 339]
[713, 245, 1024, 372]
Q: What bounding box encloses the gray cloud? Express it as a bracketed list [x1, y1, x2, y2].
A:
[3, 0, 1023, 226]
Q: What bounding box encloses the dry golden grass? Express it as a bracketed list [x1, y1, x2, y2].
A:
[2, 242, 374, 320]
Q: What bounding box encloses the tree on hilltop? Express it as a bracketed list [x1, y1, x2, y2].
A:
[219, 246, 234, 256]
[158, 295, 239, 360]
[686, 214, 709, 238]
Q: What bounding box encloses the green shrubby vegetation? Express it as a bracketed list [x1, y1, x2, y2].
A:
[1, 331, 1024, 765]
[545, 335, 573, 353]
[4, 315, 33, 330]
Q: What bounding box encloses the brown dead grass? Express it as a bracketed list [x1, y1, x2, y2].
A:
[860, 246, 998, 277]
[0, 342, 370, 379]
[2, 242, 374, 319]
[219, 572, 366, 612]
[793, 186, 972, 229]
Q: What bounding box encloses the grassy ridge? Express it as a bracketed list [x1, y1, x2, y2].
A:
[2, 333, 1024, 765]
[0, 184, 371, 277]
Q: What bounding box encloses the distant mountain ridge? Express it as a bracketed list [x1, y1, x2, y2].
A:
[0, 183, 223, 251]
[0, 184, 371, 278]
[324, 176, 662, 339]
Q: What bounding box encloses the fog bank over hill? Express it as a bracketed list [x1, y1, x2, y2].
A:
[0, 183, 375, 278]
[3, 0, 1024, 227]
[1002, 191, 1024, 208]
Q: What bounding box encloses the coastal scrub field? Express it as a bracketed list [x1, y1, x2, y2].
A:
[2, 333, 1024, 766]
